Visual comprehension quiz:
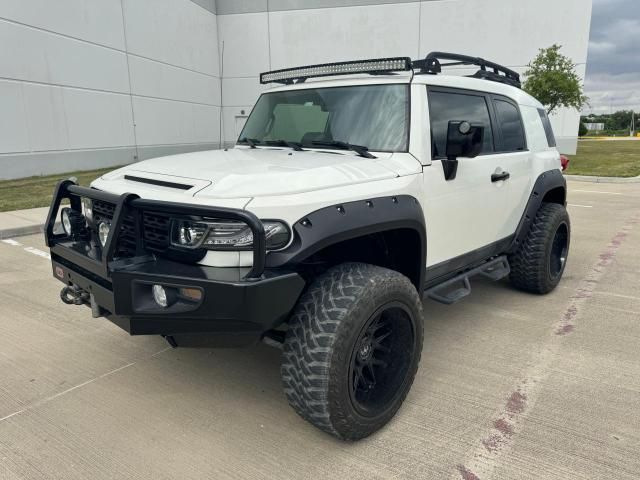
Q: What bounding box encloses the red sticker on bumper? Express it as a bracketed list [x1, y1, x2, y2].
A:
[55, 266, 64, 279]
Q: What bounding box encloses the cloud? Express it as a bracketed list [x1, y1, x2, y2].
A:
[583, 0, 640, 112]
[584, 73, 640, 113]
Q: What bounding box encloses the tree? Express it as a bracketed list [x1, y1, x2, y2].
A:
[578, 122, 588, 137]
[523, 44, 589, 115]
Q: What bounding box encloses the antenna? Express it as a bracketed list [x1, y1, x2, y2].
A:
[219, 41, 225, 150]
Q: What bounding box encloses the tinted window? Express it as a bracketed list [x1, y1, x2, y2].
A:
[494, 100, 526, 151]
[428, 90, 494, 158]
[538, 108, 557, 147]
[239, 85, 409, 152]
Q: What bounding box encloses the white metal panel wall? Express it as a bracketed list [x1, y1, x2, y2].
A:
[0, 0, 221, 180]
[0, 0, 592, 180]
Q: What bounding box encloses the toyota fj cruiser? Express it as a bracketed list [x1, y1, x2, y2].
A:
[45, 52, 570, 440]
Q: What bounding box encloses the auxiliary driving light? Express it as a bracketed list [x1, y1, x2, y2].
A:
[152, 284, 177, 308]
[98, 222, 111, 247]
[60, 208, 86, 237]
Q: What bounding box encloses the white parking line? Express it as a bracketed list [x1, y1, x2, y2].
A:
[1, 239, 23, 246]
[23, 246, 51, 260]
[573, 189, 623, 195]
[2, 238, 52, 259]
[568, 204, 593, 208]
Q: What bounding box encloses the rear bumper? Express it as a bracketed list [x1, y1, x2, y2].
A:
[52, 248, 305, 346]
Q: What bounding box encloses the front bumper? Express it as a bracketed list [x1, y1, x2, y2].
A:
[46, 180, 305, 347]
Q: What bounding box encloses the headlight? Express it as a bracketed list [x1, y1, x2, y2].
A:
[171, 219, 290, 251]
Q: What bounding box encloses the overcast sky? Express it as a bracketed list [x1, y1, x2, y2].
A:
[584, 0, 640, 114]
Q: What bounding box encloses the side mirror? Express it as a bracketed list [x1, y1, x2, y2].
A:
[442, 121, 485, 181]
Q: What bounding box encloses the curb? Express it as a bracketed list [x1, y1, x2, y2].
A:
[565, 174, 640, 184]
[0, 223, 58, 240]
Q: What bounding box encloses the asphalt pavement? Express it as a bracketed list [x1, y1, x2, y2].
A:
[1, 180, 639, 480]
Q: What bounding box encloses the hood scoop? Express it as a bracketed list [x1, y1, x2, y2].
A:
[124, 174, 194, 191]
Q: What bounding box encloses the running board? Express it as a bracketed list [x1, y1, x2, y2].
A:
[424, 256, 510, 305]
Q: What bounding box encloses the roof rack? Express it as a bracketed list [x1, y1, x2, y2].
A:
[259, 52, 521, 89]
[413, 52, 521, 88]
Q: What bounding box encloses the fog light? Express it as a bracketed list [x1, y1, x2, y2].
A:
[152, 284, 177, 308]
[98, 222, 110, 247]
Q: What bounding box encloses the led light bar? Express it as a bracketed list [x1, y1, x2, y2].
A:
[260, 57, 412, 84]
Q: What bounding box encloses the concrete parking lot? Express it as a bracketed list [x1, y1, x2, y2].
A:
[1, 180, 639, 480]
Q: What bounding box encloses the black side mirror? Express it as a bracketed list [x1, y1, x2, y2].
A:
[442, 121, 484, 180]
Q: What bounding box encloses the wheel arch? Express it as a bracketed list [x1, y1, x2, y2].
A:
[266, 195, 427, 290]
[508, 169, 567, 253]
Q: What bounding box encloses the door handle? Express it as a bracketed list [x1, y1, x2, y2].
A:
[491, 171, 510, 182]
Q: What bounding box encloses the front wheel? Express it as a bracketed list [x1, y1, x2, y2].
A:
[281, 263, 423, 440]
[508, 203, 571, 294]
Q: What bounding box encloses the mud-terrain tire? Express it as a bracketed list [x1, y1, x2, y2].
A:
[281, 263, 423, 440]
[509, 203, 570, 294]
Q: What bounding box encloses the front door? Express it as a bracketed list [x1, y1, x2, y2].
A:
[421, 87, 512, 268]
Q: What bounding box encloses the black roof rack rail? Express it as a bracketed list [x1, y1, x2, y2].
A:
[413, 51, 521, 88]
[258, 52, 521, 89]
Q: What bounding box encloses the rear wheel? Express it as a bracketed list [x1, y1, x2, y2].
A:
[281, 263, 423, 440]
[509, 203, 570, 294]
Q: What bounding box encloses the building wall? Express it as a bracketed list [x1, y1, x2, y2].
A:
[0, 0, 220, 180]
[0, 0, 591, 180]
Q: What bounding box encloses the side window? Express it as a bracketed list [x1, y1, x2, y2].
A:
[538, 108, 557, 147]
[494, 100, 526, 152]
[428, 90, 494, 159]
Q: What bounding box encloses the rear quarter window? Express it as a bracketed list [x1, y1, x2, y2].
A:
[538, 109, 557, 147]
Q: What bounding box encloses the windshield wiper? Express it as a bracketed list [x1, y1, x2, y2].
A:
[263, 139, 305, 151]
[238, 137, 260, 148]
[311, 140, 376, 159]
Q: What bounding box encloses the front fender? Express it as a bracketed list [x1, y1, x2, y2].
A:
[266, 195, 427, 287]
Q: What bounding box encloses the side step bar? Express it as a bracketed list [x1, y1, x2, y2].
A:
[425, 256, 510, 305]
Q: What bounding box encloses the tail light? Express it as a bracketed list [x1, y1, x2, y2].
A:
[560, 155, 570, 172]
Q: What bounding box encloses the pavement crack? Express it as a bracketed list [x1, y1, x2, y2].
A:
[0, 347, 170, 424]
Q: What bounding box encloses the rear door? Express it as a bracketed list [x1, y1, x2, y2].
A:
[489, 96, 532, 235]
[422, 87, 511, 267]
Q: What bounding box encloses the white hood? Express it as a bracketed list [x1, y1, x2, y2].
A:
[95, 147, 417, 200]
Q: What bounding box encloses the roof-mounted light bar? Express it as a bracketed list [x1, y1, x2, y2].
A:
[260, 57, 412, 85]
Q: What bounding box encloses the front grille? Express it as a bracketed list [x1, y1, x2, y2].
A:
[92, 200, 171, 258]
[142, 212, 171, 252]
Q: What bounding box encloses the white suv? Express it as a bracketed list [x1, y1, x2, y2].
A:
[45, 53, 570, 440]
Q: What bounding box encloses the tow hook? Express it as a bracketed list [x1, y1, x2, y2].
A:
[60, 286, 89, 305]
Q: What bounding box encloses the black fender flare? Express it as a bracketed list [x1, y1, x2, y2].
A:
[508, 169, 567, 253]
[267, 195, 427, 288]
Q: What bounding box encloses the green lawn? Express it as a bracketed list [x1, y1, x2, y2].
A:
[0, 168, 115, 213]
[566, 140, 640, 177]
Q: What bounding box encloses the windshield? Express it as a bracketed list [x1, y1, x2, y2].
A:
[238, 84, 409, 152]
